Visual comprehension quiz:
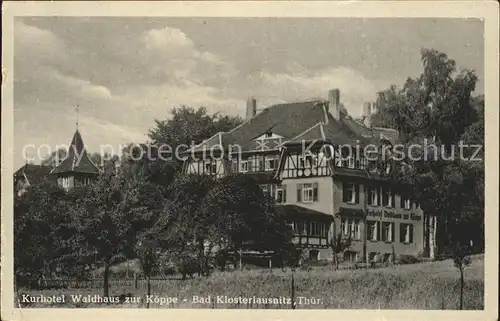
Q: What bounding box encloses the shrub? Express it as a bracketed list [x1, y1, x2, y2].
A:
[398, 255, 421, 265]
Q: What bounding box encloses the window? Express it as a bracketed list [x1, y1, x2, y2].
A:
[240, 160, 248, 173]
[257, 158, 264, 172]
[400, 223, 414, 244]
[400, 195, 411, 209]
[344, 251, 358, 263]
[367, 221, 378, 241]
[341, 218, 361, 240]
[309, 222, 327, 237]
[297, 183, 318, 203]
[382, 189, 394, 207]
[303, 184, 314, 203]
[276, 185, 286, 203]
[231, 161, 238, 173]
[204, 161, 217, 175]
[360, 156, 367, 170]
[60, 177, 70, 189]
[260, 184, 269, 195]
[309, 250, 319, 261]
[265, 156, 279, 171]
[381, 222, 395, 242]
[348, 157, 355, 169]
[297, 221, 307, 235]
[334, 150, 342, 167]
[367, 187, 379, 206]
[343, 183, 358, 204]
[340, 155, 355, 168]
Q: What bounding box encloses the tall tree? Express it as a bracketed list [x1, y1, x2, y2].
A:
[373, 48, 484, 257]
[41, 148, 67, 168]
[14, 180, 80, 285]
[202, 174, 292, 269]
[148, 106, 243, 149]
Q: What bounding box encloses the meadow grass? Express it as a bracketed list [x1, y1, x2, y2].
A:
[17, 255, 484, 310]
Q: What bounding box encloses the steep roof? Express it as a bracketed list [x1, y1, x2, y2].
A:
[189, 100, 328, 154]
[50, 130, 101, 175]
[14, 164, 54, 186]
[188, 98, 399, 154]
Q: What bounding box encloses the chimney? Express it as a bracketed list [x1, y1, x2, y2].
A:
[329, 89, 340, 120]
[246, 97, 257, 120]
[363, 102, 372, 128]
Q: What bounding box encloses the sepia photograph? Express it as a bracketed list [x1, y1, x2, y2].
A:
[1, 1, 499, 321]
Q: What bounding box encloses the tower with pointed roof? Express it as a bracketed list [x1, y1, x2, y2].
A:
[50, 129, 100, 190]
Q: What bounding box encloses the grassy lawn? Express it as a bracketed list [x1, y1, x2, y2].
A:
[17, 254, 484, 310]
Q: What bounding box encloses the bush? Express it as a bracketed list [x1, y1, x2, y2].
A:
[398, 255, 421, 265]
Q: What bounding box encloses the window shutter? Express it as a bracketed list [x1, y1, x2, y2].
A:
[409, 225, 414, 243]
[313, 182, 319, 201]
[297, 184, 302, 202]
[377, 221, 381, 241]
[355, 184, 360, 204]
[342, 183, 349, 202]
[283, 185, 287, 203]
[391, 223, 395, 242]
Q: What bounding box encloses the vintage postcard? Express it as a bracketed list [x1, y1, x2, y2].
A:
[1, 1, 499, 321]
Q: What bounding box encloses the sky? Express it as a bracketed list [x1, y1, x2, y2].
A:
[13, 17, 484, 168]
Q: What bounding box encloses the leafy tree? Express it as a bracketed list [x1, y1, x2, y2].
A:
[118, 143, 180, 191]
[153, 174, 216, 274]
[14, 180, 82, 286]
[202, 174, 292, 270]
[372, 48, 483, 258]
[41, 148, 67, 168]
[148, 106, 243, 149]
[329, 232, 352, 270]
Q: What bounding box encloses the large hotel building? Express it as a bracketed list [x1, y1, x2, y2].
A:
[183, 89, 437, 262]
[14, 88, 437, 263]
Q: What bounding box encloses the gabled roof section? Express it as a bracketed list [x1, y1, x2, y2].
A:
[14, 164, 54, 186]
[50, 129, 101, 175]
[224, 100, 328, 151]
[189, 132, 224, 153]
[186, 100, 328, 154]
[284, 113, 374, 147]
[342, 117, 373, 138]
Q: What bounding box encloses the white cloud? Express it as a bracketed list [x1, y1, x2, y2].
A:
[141, 26, 195, 52]
[14, 20, 66, 58]
[50, 71, 114, 101]
[257, 65, 383, 116]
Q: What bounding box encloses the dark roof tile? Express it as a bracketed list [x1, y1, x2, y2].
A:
[50, 130, 101, 175]
[14, 164, 54, 185]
